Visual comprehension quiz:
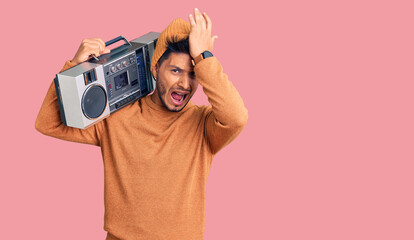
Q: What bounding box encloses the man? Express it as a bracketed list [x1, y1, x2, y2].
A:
[36, 8, 247, 240]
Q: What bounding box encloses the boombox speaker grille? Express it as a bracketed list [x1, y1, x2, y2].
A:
[81, 85, 107, 119]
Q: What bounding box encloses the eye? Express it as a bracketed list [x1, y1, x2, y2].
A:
[171, 69, 179, 73]
[190, 71, 196, 78]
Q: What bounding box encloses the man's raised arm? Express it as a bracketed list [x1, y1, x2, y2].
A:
[189, 9, 248, 154]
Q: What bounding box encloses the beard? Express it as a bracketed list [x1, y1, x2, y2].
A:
[156, 75, 192, 112]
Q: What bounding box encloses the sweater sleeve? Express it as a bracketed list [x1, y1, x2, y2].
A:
[194, 57, 248, 154]
[35, 60, 103, 146]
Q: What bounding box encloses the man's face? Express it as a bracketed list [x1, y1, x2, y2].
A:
[151, 52, 198, 112]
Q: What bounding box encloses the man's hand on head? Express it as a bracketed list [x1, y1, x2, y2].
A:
[71, 38, 111, 66]
[188, 8, 218, 60]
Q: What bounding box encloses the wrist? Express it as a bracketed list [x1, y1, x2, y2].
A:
[191, 50, 203, 60]
[193, 51, 214, 65]
[70, 59, 79, 66]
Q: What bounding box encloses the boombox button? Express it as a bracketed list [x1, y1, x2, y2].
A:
[116, 64, 122, 70]
[122, 60, 129, 67]
[110, 66, 116, 73]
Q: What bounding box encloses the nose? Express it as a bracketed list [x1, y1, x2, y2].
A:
[177, 73, 190, 90]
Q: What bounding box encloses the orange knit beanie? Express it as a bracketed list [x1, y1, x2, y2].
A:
[150, 18, 191, 76]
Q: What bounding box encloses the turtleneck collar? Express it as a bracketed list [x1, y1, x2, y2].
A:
[143, 94, 194, 113]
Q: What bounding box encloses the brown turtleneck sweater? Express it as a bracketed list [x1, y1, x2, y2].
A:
[35, 56, 248, 240]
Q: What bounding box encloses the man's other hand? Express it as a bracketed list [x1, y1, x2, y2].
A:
[188, 8, 218, 59]
[71, 38, 111, 65]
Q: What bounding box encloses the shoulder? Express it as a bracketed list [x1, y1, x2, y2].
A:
[179, 103, 212, 123]
[102, 101, 142, 124]
[184, 101, 211, 114]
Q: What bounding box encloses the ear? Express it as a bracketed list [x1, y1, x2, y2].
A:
[151, 63, 159, 81]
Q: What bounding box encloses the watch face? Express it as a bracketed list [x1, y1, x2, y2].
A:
[202, 51, 213, 58]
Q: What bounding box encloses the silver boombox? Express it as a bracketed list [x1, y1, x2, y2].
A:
[55, 32, 160, 129]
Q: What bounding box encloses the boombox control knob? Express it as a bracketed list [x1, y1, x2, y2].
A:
[117, 64, 122, 70]
[122, 60, 129, 67]
[110, 66, 116, 73]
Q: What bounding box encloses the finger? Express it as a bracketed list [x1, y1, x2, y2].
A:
[188, 13, 196, 27]
[91, 49, 101, 58]
[84, 42, 102, 56]
[92, 38, 105, 53]
[193, 8, 199, 22]
[94, 38, 106, 52]
[211, 35, 218, 49]
[83, 39, 103, 53]
[89, 47, 101, 57]
[82, 38, 99, 46]
[203, 12, 212, 32]
[103, 47, 111, 54]
[194, 8, 205, 28]
[88, 38, 106, 53]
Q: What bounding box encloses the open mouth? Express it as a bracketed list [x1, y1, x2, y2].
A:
[171, 91, 188, 106]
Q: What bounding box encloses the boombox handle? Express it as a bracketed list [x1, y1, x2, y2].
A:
[105, 36, 131, 47]
[90, 36, 131, 61]
[91, 35, 132, 62]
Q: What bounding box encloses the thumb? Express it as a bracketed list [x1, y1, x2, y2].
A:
[212, 35, 218, 46]
[103, 47, 111, 54]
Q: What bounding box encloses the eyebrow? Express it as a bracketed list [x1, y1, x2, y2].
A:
[168, 65, 183, 70]
[167, 65, 194, 72]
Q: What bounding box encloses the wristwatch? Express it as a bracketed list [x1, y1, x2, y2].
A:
[193, 51, 214, 65]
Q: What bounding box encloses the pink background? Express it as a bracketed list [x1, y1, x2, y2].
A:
[1, 0, 413, 239]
